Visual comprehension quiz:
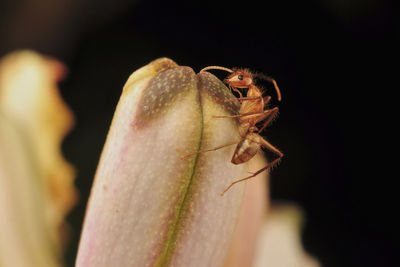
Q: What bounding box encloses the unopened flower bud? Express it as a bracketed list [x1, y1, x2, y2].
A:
[76, 58, 254, 267]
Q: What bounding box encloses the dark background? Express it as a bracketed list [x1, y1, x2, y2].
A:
[0, 0, 397, 266]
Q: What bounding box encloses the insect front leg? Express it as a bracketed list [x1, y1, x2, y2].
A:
[230, 85, 243, 98]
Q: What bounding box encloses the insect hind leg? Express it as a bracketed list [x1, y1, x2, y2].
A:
[220, 156, 282, 196]
[180, 141, 240, 160]
[221, 136, 283, 196]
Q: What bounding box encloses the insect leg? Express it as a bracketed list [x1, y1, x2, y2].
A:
[180, 141, 240, 160]
[254, 74, 282, 101]
[221, 137, 283, 196]
[213, 107, 275, 119]
[263, 95, 271, 106]
[208, 91, 261, 104]
[259, 136, 283, 157]
[214, 96, 262, 103]
[256, 107, 279, 133]
[230, 85, 243, 98]
[221, 156, 282, 196]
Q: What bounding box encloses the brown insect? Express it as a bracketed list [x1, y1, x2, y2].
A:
[182, 66, 284, 195]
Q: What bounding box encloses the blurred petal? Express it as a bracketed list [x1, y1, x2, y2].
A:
[224, 155, 269, 267]
[0, 115, 60, 267]
[76, 58, 252, 266]
[0, 50, 76, 265]
[252, 204, 321, 267]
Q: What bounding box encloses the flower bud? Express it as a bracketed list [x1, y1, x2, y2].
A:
[76, 58, 255, 266]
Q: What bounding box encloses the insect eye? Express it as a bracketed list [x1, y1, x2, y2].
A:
[238, 74, 244, 80]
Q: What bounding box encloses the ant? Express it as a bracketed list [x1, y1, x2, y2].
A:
[200, 66, 281, 136]
[182, 66, 284, 195]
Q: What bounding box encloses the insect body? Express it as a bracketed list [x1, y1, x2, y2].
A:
[184, 66, 284, 195]
[201, 66, 281, 135]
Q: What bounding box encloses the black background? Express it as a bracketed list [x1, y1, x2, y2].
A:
[0, 0, 397, 266]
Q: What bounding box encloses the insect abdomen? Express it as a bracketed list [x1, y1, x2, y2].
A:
[231, 136, 259, 164]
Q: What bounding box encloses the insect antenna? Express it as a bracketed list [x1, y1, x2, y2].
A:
[253, 72, 282, 101]
[200, 66, 234, 73]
